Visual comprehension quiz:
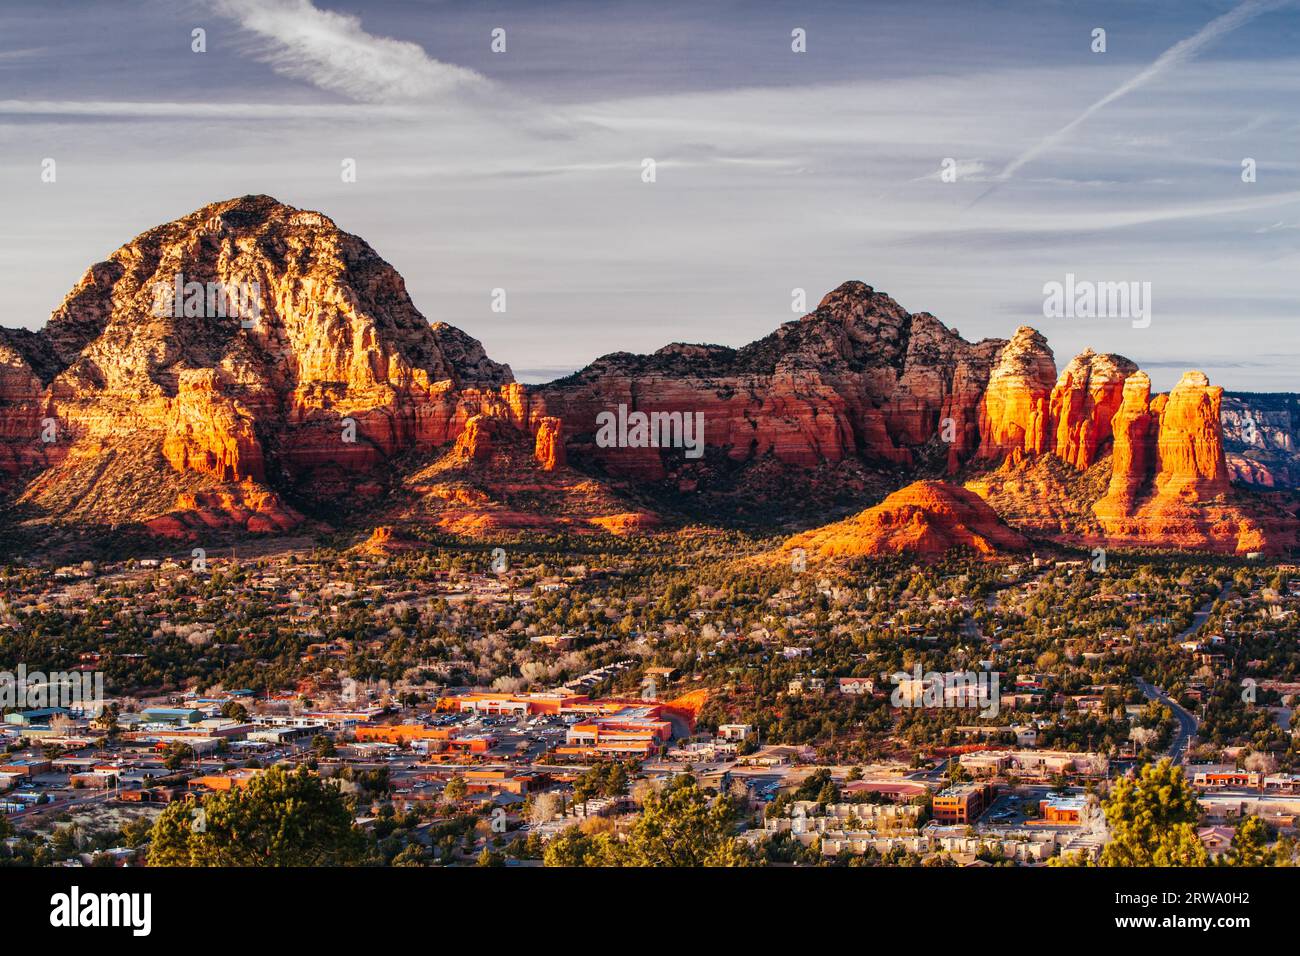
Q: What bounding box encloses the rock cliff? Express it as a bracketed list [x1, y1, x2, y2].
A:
[0, 197, 1292, 555]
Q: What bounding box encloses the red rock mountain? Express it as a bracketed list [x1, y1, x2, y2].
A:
[535, 282, 1009, 480]
[783, 480, 1029, 561]
[0, 196, 1292, 555]
[0, 196, 557, 539]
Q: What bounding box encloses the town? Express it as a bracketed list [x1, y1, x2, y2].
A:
[1, 532, 1297, 867]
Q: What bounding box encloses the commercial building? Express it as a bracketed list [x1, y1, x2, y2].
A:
[932, 782, 994, 824]
[1039, 795, 1086, 824]
[556, 706, 673, 758]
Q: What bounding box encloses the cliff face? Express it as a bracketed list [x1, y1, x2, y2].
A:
[1088, 371, 1292, 553]
[0, 196, 1291, 554]
[0, 332, 57, 483]
[1221, 393, 1300, 488]
[1049, 349, 1139, 470]
[535, 282, 1008, 481]
[976, 327, 1056, 463]
[1154, 371, 1230, 500]
[0, 195, 539, 536]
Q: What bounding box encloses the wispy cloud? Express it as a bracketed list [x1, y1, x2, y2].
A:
[208, 0, 485, 102]
[978, 0, 1285, 200]
[0, 98, 419, 118]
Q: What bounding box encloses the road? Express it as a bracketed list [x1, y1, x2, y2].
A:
[1132, 584, 1225, 764]
[1135, 677, 1198, 764]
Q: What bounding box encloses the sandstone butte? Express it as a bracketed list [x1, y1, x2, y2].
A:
[0, 195, 1290, 555]
[0, 196, 560, 538]
[783, 480, 1029, 561]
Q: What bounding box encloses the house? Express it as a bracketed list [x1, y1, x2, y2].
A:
[838, 676, 875, 695]
[1191, 765, 1263, 790]
[1197, 826, 1236, 857]
[717, 723, 752, 742]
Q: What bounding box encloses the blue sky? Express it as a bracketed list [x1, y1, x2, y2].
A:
[1, 0, 1298, 389]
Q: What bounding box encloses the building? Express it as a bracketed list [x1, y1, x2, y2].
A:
[70, 769, 119, 790]
[189, 769, 262, 792]
[961, 749, 1108, 780]
[557, 706, 672, 758]
[437, 691, 590, 717]
[1039, 795, 1086, 825]
[717, 724, 752, 742]
[1191, 766, 1263, 790]
[932, 782, 994, 824]
[841, 780, 928, 803]
[139, 708, 204, 726]
[838, 677, 875, 695]
[462, 768, 546, 796]
[353, 724, 457, 745]
[4, 708, 70, 727]
[960, 751, 1011, 776]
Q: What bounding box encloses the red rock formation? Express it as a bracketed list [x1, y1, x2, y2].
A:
[977, 327, 1056, 461]
[356, 525, 428, 554]
[0, 195, 518, 533]
[1049, 349, 1138, 469]
[162, 369, 265, 483]
[1096, 371, 1156, 515]
[145, 482, 301, 540]
[536, 283, 1007, 480]
[1154, 370, 1229, 500]
[453, 414, 496, 462]
[588, 511, 661, 534]
[0, 196, 1289, 556]
[0, 333, 57, 483]
[783, 480, 1028, 561]
[1090, 370, 1288, 553]
[533, 416, 565, 470]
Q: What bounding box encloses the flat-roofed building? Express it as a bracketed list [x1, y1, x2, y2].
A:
[557, 706, 672, 758]
[932, 782, 994, 824]
[1039, 795, 1086, 824]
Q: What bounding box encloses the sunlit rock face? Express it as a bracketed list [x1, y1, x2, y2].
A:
[783, 480, 1029, 561]
[0, 197, 1290, 553]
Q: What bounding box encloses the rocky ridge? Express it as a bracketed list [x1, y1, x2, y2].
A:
[0, 196, 1293, 556]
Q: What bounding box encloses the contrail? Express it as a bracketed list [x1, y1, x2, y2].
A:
[971, 0, 1283, 205]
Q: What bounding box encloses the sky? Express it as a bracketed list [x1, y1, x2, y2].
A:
[1, 0, 1299, 390]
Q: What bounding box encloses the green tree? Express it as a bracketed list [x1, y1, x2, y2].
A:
[616, 777, 752, 866]
[544, 776, 753, 867]
[542, 824, 612, 867]
[119, 816, 154, 849]
[1093, 760, 1208, 867]
[443, 776, 468, 803]
[220, 701, 249, 722]
[1227, 816, 1269, 867]
[147, 766, 365, 866]
[476, 846, 505, 867]
[163, 743, 196, 772]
